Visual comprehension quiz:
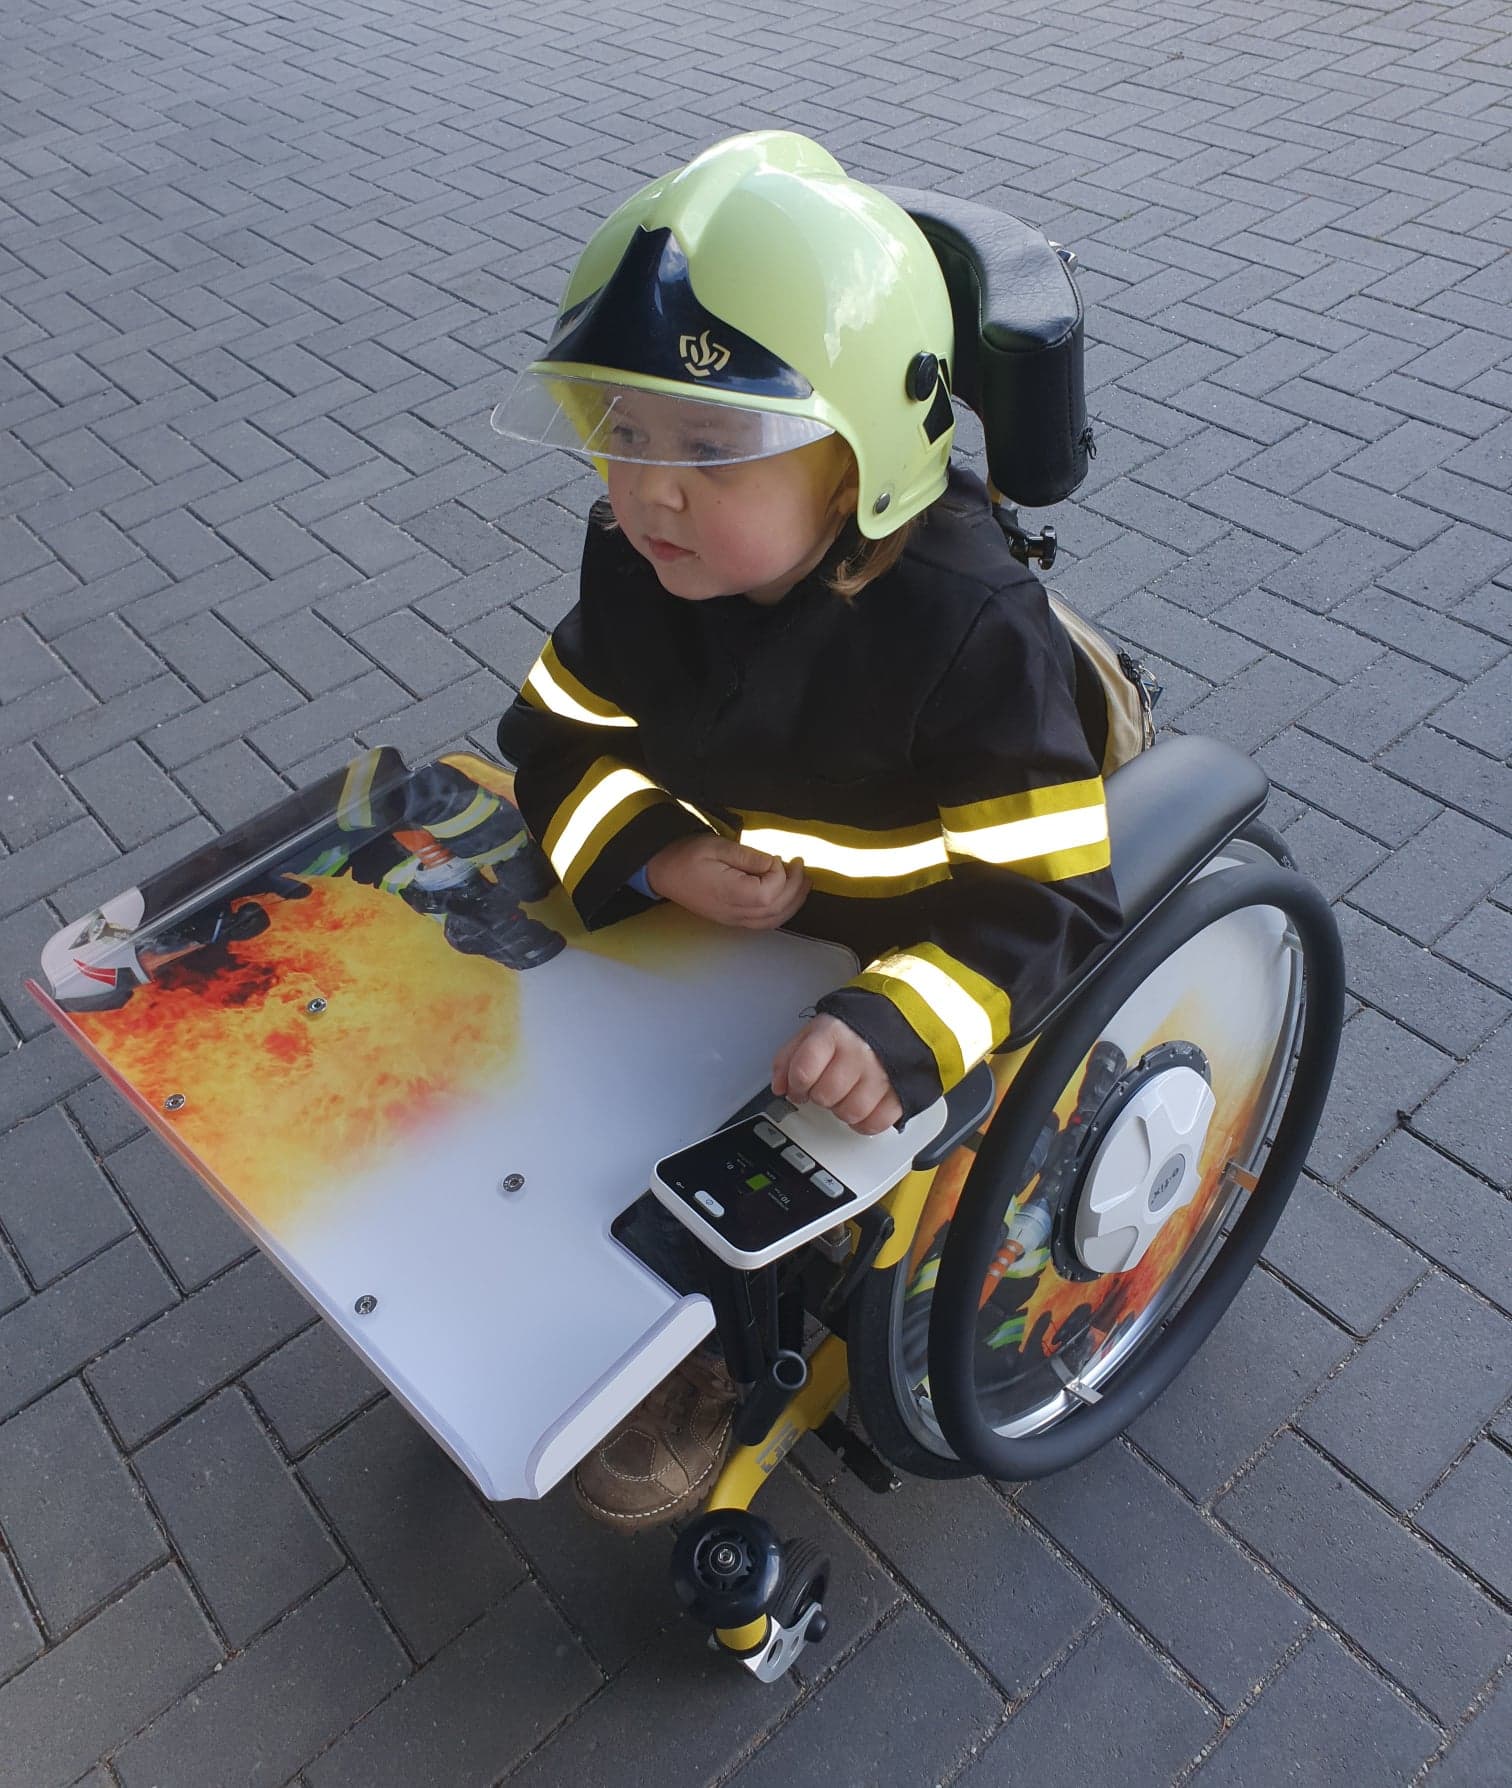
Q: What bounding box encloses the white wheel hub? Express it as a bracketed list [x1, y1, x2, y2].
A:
[1073, 1067, 1216, 1275]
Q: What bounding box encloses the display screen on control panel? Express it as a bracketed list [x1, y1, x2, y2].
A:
[657, 1118, 856, 1254]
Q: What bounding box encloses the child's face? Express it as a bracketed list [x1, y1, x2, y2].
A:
[604, 400, 853, 606]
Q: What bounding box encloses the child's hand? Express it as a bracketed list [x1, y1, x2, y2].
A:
[646, 836, 810, 929]
[772, 1014, 902, 1135]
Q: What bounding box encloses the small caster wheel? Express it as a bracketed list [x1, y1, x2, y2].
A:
[670, 1510, 783, 1634]
[771, 1538, 829, 1639]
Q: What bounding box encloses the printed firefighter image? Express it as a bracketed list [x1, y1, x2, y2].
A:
[40, 749, 565, 1012]
[897, 1039, 1130, 1407]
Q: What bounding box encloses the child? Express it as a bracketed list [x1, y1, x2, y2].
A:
[493, 131, 1122, 1527]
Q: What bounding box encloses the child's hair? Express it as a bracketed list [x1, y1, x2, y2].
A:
[827, 514, 922, 601]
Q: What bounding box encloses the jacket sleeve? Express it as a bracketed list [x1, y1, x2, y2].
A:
[816, 588, 1123, 1120]
[496, 601, 713, 930]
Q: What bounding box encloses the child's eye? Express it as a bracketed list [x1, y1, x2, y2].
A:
[608, 421, 646, 448]
[682, 437, 732, 463]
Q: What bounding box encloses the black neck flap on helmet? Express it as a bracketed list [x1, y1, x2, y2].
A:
[544, 227, 813, 400]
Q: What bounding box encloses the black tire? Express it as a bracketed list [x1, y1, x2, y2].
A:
[926, 859, 1343, 1480]
[848, 1246, 977, 1480]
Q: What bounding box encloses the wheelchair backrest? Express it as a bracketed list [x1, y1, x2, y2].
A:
[881, 187, 1092, 509]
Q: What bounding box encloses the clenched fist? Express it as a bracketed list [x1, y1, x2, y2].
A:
[645, 835, 810, 930]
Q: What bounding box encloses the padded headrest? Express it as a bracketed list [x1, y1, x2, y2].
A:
[881, 187, 1092, 507]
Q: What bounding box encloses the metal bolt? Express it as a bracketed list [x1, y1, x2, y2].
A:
[354, 1294, 377, 1315]
[163, 1093, 186, 1112]
[306, 997, 328, 1015]
[872, 491, 891, 515]
[500, 1173, 525, 1194]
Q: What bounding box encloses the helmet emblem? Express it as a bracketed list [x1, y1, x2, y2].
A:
[679, 331, 731, 380]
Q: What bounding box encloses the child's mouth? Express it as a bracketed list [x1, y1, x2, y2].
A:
[646, 537, 693, 562]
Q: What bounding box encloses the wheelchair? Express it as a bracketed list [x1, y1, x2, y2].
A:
[30, 192, 1344, 1686]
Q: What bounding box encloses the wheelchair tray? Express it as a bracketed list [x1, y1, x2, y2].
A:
[29, 753, 854, 1502]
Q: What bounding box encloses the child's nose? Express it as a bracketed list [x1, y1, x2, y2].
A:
[633, 460, 687, 511]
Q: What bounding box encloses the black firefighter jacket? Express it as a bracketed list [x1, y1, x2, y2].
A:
[496, 465, 1122, 1120]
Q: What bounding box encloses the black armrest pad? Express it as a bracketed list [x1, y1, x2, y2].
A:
[1005, 735, 1270, 1046]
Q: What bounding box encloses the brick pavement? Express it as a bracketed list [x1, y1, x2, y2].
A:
[1, 0, 1510, 1781]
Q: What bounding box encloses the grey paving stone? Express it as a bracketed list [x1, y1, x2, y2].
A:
[1414, 1018, 1512, 1186]
[0, 1567, 219, 1788]
[0, 1554, 42, 1685]
[1308, 1009, 1456, 1186]
[1334, 588, 1505, 679]
[113, 1572, 407, 1788]
[247, 669, 411, 770]
[1344, 1131, 1512, 1316]
[0, 901, 58, 1041]
[729, 1606, 1000, 1788]
[1130, 1266, 1352, 1501]
[0, 1238, 27, 1316]
[1258, 727, 1439, 848]
[815, 1465, 1098, 1697]
[66, 743, 195, 851]
[0, 1105, 134, 1287]
[1102, 590, 1264, 682]
[957, 1617, 1214, 1788]
[503, 1604, 798, 1788]
[1432, 656, 1512, 761]
[1438, 901, 1512, 998]
[85, 1252, 312, 1447]
[1217, 1434, 1510, 1722]
[0, 742, 84, 850]
[1377, 522, 1512, 615]
[1262, 1177, 1427, 1337]
[1426, 1669, 1512, 1788]
[0, 816, 118, 926]
[1380, 725, 1511, 839]
[252, 611, 369, 698]
[135, 1389, 342, 1647]
[1190, 1627, 1437, 1787]
[173, 739, 294, 830]
[1211, 589, 1383, 682]
[1178, 654, 1333, 754]
[152, 612, 266, 701]
[37, 673, 200, 775]
[145, 673, 305, 772]
[1278, 808, 1390, 902]
[1304, 653, 1459, 757]
[1021, 1441, 1306, 1711]
[1415, 1442, 1512, 1602]
[303, 1581, 600, 1788]
[1259, 524, 1407, 614]
[242, 1319, 382, 1458]
[1336, 904, 1510, 1057]
[299, 1396, 524, 1661]
[0, 1236, 177, 1422]
[104, 1130, 251, 1292]
[64, 1077, 145, 1157]
[0, 1377, 167, 1634]
[1299, 1274, 1512, 1511]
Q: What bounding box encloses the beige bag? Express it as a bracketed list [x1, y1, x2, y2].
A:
[1046, 589, 1158, 778]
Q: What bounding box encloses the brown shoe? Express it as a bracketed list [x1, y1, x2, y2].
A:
[573, 1352, 737, 1530]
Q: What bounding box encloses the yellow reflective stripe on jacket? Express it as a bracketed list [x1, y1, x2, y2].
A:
[336, 748, 384, 832]
[542, 760, 669, 894]
[524, 640, 637, 728]
[380, 857, 421, 894]
[736, 811, 950, 898]
[851, 943, 1011, 1089]
[425, 787, 501, 840]
[941, 778, 1110, 882]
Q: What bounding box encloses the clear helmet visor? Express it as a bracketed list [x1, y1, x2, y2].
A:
[490, 373, 833, 467]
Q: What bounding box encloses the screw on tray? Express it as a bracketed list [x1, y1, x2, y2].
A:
[163, 1093, 187, 1112]
[354, 1294, 377, 1315]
